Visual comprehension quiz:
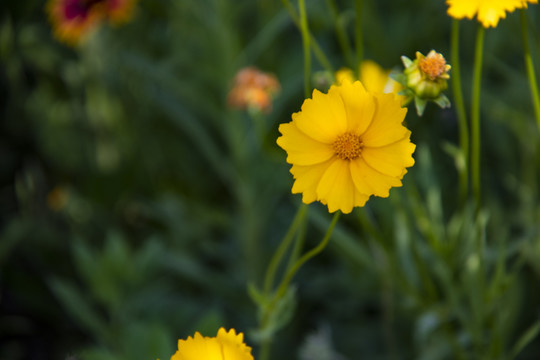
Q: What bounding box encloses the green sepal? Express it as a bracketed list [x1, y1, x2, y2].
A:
[433, 94, 451, 109]
[401, 55, 413, 68]
[390, 71, 407, 85]
[414, 96, 428, 116]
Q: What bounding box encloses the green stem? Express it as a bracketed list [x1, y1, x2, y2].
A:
[258, 211, 340, 360]
[354, 0, 363, 76]
[451, 19, 469, 205]
[520, 9, 540, 132]
[299, 0, 311, 98]
[263, 204, 308, 295]
[471, 25, 485, 209]
[281, 0, 335, 73]
[326, 0, 354, 68]
[285, 207, 308, 270]
[274, 211, 340, 299]
[259, 340, 271, 360]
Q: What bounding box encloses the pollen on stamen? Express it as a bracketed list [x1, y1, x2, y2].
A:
[333, 132, 363, 160]
[419, 52, 448, 80]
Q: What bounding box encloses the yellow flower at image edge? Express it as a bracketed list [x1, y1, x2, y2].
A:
[168, 328, 253, 360]
[446, 0, 538, 28]
[277, 81, 416, 214]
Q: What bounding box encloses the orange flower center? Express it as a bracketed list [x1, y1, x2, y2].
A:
[333, 132, 363, 160]
[419, 53, 447, 80]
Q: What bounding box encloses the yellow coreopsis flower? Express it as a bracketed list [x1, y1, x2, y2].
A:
[446, 0, 538, 28]
[168, 328, 253, 360]
[277, 80, 416, 214]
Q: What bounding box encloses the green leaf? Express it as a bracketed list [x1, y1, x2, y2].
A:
[48, 277, 107, 338]
[247, 282, 269, 308]
[511, 319, 540, 358]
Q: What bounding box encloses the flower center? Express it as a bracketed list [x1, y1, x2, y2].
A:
[419, 53, 447, 80]
[333, 132, 363, 160]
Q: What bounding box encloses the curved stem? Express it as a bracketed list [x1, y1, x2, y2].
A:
[263, 204, 308, 295]
[274, 211, 340, 300]
[451, 19, 469, 205]
[258, 211, 340, 360]
[520, 9, 540, 132]
[471, 25, 485, 209]
[299, 0, 311, 98]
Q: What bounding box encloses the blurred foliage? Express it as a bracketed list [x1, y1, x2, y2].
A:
[1, 0, 540, 360]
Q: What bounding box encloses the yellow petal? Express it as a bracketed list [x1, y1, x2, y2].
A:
[336, 80, 376, 136]
[477, 0, 522, 27]
[173, 333, 221, 360]
[362, 137, 416, 177]
[350, 158, 402, 197]
[446, 0, 479, 20]
[216, 328, 253, 359]
[335, 67, 356, 85]
[360, 60, 389, 93]
[353, 186, 370, 208]
[277, 122, 334, 165]
[316, 159, 356, 213]
[290, 160, 335, 204]
[294, 88, 347, 144]
[361, 93, 408, 147]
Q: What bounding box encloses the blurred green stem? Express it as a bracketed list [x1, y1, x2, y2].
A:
[281, 0, 335, 73]
[520, 9, 540, 132]
[299, 0, 311, 97]
[471, 25, 484, 209]
[263, 204, 308, 295]
[275, 211, 340, 299]
[285, 207, 308, 271]
[451, 19, 469, 205]
[354, 0, 363, 75]
[326, 0, 354, 68]
[258, 211, 340, 360]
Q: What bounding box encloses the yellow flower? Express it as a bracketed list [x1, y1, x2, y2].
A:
[446, 0, 538, 28]
[277, 81, 415, 214]
[336, 61, 405, 104]
[169, 328, 253, 360]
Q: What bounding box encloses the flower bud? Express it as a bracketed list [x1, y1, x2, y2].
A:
[403, 50, 451, 99]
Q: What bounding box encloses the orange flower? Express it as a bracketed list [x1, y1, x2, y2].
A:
[228, 67, 281, 113]
[106, 0, 137, 24]
[47, 0, 136, 45]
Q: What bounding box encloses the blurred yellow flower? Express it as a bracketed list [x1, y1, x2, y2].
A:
[336, 61, 405, 104]
[228, 67, 281, 113]
[169, 328, 253, 360]
[446, 0, 538, 28]
[47, 0, 136, 45]
[277, 81, 415, 214]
